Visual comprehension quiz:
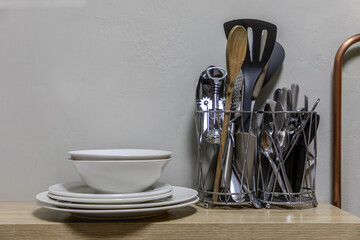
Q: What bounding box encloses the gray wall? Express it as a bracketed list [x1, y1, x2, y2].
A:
[0, 0, 359, 217]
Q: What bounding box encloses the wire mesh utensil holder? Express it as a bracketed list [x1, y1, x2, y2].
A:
[195, 110, 258, 208]
[256, 110, 318, 208]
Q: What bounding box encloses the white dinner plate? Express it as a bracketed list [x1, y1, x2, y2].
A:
[48, 189, 173, 204]
[37, 186, 198, 209]
[48, 181, 172, 199]
[37, 196, 199, 220]
[68, 149, 173, 160]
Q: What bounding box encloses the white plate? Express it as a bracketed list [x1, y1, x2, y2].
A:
[37, 186, 198, 209]
[68, 149, 173, 160]
[48, 189, 173, 204]
[37, 197, 199, 220]
[48, 181, 172, 199]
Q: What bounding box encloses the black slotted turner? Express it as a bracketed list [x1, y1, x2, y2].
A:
[224, 19, 277, 131]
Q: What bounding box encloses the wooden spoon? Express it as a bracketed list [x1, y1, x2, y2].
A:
[212, 25, 247, 202]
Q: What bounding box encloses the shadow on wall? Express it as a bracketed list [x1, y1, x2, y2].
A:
[342, 46, 360, 65]
[188, 106, 199, 188]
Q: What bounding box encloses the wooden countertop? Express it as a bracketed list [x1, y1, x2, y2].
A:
[1, 201, 359, 239]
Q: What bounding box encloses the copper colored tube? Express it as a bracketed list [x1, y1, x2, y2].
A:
[333, 34, 360, 208]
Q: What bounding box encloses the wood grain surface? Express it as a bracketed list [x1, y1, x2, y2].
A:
[0, 201, 359, 239]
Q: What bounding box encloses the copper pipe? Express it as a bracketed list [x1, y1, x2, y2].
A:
[333, 34, 360, 208]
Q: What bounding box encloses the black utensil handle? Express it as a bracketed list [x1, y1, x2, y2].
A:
[299, 114, 320, 146]
[285, 147, 295, 188]
[292, 145, 307, 192]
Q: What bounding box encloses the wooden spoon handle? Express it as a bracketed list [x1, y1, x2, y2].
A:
[212, 25, 247, 202]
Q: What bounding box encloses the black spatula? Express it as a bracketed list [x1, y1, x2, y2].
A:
[250, 41, 285, 101]
[224, 19, 277, 131]
[263, 41, 285, 87]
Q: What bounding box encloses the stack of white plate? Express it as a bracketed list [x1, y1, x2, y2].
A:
[36, 149, 198, 220]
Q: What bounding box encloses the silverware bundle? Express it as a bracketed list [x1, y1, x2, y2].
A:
[257, 86, 320, 208]
[196, 84, 320, 208]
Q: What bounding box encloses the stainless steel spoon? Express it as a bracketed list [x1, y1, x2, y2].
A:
[262, 103, 287, 192]
[232, 163, 262, 208]
[273, 102, 294, 196]
[273, 88, 282, 102]
[261, 131, 290, 201]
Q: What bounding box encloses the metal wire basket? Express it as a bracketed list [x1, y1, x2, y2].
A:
[195, 110, 261, 208]
[256, 110, 318, 208]
[195, 110, 318, 209]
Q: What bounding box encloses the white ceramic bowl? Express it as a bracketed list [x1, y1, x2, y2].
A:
[70, 158, 171, 193]
[68, 149, 173, 160]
